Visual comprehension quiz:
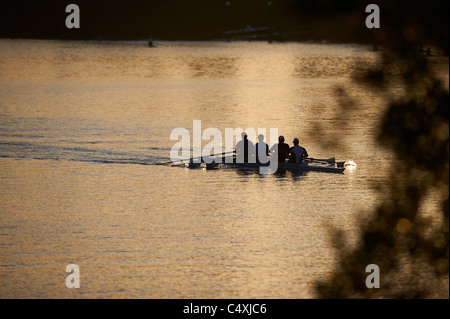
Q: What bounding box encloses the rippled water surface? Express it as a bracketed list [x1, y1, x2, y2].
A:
[0, 39, 446, 298]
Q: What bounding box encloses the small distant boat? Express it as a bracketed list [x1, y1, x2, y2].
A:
[223, 25, 270, 35]
[221, 25, 314, 42]
[148, 38, 157, 48]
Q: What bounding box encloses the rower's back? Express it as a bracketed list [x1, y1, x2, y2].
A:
[289, 138, 308, 164]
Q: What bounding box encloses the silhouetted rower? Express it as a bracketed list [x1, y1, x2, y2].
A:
[270, 136, 290, 163]
[289, 138, 308, 164]
[236, 132, 254, 163]
[255, 134, 269, 164]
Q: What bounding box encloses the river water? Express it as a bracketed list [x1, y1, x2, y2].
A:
[0, 39, 446, 298]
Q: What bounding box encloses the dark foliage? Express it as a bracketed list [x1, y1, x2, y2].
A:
[315, 0, 449, 298]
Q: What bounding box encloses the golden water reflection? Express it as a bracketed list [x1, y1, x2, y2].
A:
[0, 39, 447, 298]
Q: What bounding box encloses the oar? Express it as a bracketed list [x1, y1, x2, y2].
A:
[202, 151, 236, 164]
[306, 157, 346, 167]
[158, 151, 235, 165]
[307, 157, 336, 164]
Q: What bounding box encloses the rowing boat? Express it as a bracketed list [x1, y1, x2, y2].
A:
[223, 162, 344, 174]
[240, 162, 343, 173]
[162, 153, 352, 174]
[183, 159, 345, 174]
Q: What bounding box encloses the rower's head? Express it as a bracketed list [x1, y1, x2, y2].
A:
[241, 132, 248, 140]
[293, 138, 299, 145]
[279, 136, 285, 143]
[258, 134, 264, 142]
